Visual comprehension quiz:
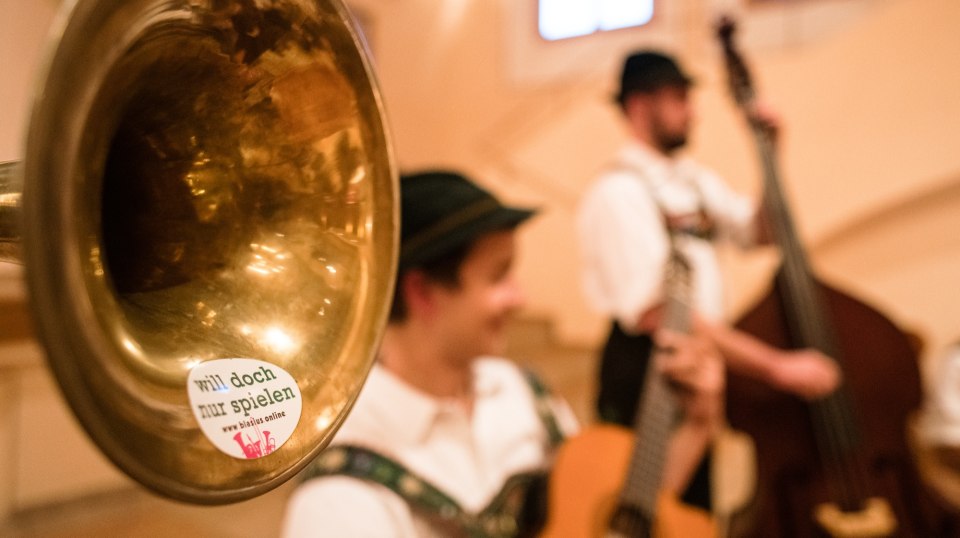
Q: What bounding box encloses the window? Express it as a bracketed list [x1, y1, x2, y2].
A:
[538, 0, 654, 41]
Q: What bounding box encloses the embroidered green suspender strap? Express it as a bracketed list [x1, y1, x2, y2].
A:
[301, 368, 565, 537]
[303, 445, 543, 537]
[521, 368, 565, 450]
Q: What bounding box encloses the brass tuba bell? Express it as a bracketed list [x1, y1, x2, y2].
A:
[0, 0, 397, 504]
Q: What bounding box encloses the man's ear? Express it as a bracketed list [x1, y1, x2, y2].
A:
[399, 270, 435, 318]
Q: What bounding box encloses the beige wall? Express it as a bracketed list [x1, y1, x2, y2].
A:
[0, 0, 133, 519]
[1, 0, 958, 513]
[355, 0, 960, 358]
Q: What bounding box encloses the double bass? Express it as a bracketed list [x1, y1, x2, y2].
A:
[717, 19, 958, 537]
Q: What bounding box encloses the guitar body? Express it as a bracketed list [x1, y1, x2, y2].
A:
[728, 277, 959, 537]
[541, 424, 717, 538]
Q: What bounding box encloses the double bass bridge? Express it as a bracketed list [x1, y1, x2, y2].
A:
[814, 496, 897, 537]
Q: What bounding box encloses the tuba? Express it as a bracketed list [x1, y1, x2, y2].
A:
[0, 0, 397, 504]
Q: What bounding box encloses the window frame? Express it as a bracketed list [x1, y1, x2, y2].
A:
[536, 0, 656, 42]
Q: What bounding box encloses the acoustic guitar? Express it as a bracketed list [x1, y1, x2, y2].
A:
[541, 250, 717, 538]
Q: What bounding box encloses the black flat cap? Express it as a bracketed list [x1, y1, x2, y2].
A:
[399, 171, 536, 270]
[616, 50, 694, 104]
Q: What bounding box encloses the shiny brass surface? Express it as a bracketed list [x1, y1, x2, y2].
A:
[5, 0, 397, 503]
[0, 162, 21, 261]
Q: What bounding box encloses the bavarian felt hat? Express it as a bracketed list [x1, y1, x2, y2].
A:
[615, 50, 694, 104]
[399, 170, 536, 270]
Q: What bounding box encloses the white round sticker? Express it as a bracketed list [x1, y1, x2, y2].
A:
[187, 358, 303, 459]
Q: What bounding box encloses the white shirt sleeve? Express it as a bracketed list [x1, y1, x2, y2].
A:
[920, 344, 960, 445]
[281, 476, 419, 538]
[577, 172, 670, 332]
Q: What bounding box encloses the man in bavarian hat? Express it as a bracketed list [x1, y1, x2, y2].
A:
[577, 50, 841, 512]
[282, 170, 580, 537]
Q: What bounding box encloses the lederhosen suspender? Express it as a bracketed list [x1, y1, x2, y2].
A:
[301, 369, 565, 537]
[522, 369, 565, 449]
[302, 446, 547, 537]
[610, 161, 718, 241]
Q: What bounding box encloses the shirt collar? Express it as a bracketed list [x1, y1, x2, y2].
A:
[621, 140, 671, 170]
[618, 140, 700, 189]
[361, 360, 505, 445]
[623, 137, 698, 171]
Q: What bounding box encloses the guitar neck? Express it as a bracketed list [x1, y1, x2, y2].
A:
[618, 250, 692, 518]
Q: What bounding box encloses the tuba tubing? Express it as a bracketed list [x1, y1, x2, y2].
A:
[0, 161, 22, 261]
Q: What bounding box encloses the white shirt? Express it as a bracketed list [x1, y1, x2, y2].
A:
[577, 141, 756, 330]
[920, 344, 960, 445]
[281, 359, 579, 537]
